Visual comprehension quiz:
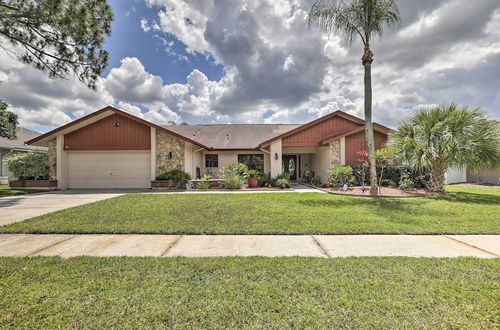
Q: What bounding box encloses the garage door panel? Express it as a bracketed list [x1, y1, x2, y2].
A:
[68, 151, 151, 189]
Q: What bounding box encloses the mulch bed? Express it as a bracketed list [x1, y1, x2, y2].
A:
[320, 186, 440, 198]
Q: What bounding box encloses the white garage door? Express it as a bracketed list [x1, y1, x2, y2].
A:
[68, 151, 151, 189]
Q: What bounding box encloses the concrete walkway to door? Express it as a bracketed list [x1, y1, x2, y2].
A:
[0, 234, 498, 258]
[0, 190, 136, 226]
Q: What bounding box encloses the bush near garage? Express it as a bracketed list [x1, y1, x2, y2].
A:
[7, 152, 48, 180]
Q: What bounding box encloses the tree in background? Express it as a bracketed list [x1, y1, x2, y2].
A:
[0, 0, 113, 89]
[390, 104, 500, 192]
[308, 0, 401, 194]
[0, 100, 18, 139]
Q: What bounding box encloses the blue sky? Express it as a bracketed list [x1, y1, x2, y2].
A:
[105, 0, 224, 84]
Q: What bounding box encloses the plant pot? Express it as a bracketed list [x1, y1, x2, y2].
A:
[248, 177, 258, 188]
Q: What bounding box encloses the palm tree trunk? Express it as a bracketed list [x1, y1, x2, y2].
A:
[428, 165, 445, 193]
[362, 46, 378, 193]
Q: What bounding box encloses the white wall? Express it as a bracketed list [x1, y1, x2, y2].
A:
[445, 166, 467, 184]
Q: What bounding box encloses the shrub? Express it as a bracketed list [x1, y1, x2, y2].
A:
[275, 178, 291, 189]
[349, 164, 430, 188]
[223, 163, 249, 177]
[156, 169, 192, 189]
[275, 173, 291, 181]
[222, 174, 245, 189]
[258, 172, 273, 187]
[311, 176, 322, 186]
[198, 174, 212, 190]
[328, 165, 355, 187]
[7, 152, 49, 180]
[399, 177, 414, 190]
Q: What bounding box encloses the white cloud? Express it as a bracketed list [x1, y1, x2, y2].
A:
[0, 0, 499, 132]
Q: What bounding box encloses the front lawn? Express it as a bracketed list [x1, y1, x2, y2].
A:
[0, 257, 497, 328]
[0, 185, 41, 198]
[0, 185, 498, 234]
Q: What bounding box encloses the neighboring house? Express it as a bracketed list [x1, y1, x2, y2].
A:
[27, 106, 391, 189]
[0, 127, 47, 184]
[466, 169, 500, 185]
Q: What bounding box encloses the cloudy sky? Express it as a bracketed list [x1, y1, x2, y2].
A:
[1, 0, 499, 132]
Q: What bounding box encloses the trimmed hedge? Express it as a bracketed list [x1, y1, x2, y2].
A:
[156, 169, 192, 189]
[349, 164, 430, 188]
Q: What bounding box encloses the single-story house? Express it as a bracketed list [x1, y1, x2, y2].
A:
[0, 127, 47, 184]
[26, 106, 391, 189]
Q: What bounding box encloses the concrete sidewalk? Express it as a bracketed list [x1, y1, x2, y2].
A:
[0, 234, 498, 258]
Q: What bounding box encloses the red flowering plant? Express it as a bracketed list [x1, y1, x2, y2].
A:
[356, 150, 369, 191]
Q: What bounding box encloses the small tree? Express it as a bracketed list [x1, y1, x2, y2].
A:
[0, 100, 18, 139]
[7, 151, 49, 180]
[390, 104, 500, 192]
[308, 0, 401, 192]
[374, 147, 397, 191]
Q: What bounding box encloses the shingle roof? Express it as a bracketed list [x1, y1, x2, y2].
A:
[0, 127, 47, 152]
[164, 124, 301, 149]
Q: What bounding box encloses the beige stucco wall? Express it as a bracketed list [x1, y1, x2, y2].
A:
[156, 130, 185, 176]
[310, 146, 330, 182]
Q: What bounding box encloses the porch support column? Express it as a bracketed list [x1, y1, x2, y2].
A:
[270, 139, 282, 177]
[56, 135, 68, 190]
[340, 137, 346, 165]
[150, 127, 157, 180]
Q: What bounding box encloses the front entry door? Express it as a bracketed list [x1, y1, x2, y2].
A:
[282, 155, 298, 180]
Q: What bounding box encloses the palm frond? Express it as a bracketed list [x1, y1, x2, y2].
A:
[308, 0, 401, 45]
[390, 104, 500, 172]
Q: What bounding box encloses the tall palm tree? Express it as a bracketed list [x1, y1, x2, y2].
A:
[390, 104, 500, 192]
[308, 0, 401, 192]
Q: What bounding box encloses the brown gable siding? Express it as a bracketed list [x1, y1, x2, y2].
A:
[345, 130, 388, 164]
[282, 116, 360, 147]
[64, 113, 151, 150]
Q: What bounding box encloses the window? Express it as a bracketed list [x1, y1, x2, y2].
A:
[205, 154, 218, 168]
[238, 154, 264, 172]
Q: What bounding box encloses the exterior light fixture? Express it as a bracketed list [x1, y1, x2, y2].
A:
[274, 153, 279, 160]
[113, 121, 120, 126]
[168, 152, 173, 159]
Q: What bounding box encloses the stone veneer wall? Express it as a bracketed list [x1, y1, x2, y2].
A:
[156, 130, 185, 176]
[329, 140, 341, 166]
[47, 138, 57, 180]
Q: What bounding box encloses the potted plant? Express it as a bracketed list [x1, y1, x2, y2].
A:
[245, 169, 261, 188]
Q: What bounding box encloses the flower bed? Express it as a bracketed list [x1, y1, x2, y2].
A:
[9, 180, 57, 190]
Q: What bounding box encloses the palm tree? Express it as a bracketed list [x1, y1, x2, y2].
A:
[308, 0, 401, 192]
[390, 104, 500, 192]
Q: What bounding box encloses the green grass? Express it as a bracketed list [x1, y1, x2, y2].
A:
[0, 185, 41, 198]
[0, 257, 497, 328]
[1, 185, 498, 234]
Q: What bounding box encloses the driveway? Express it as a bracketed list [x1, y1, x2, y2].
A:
[0, 190, 137, 226]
